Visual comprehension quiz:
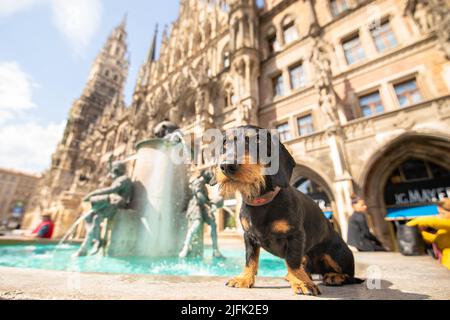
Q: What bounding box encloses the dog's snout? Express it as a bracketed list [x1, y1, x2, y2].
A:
[220, 163, 240, 176]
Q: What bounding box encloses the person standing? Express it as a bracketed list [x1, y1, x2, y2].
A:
[347, 196, 386, 252]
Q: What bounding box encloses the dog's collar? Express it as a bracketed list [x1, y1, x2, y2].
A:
[244, 187, 281, 207]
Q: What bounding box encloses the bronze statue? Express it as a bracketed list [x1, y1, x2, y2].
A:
[153, 120, 183, 142]
[75, 157, 133, 257]
[179, 170, 224, 258]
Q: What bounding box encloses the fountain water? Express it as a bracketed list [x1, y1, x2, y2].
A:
[106, 138, 190, 257]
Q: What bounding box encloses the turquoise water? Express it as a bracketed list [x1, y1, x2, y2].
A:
[0, 244, 286, 277]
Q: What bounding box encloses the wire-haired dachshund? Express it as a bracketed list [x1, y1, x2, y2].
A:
[211, 125, 363, 296]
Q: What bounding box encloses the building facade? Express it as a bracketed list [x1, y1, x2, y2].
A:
[0, 168, 41, 228]
[23, 0, 450, 250]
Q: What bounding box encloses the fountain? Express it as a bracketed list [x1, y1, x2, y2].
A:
[106, 137, 189, 257]
[57, 121, 219, 259]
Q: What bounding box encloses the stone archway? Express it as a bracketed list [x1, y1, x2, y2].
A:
[360, 132, 450, 250]
[291, 164, 341, 233]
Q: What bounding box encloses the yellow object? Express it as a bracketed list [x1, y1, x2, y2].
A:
[407, 217, 450, 270]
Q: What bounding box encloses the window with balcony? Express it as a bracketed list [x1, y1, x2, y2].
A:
[394, 79, 423, 107]
[342, 34, 366, 65]
[371, 20, 398, 53]
[273, 74, 285, 97]
[297, 115, 314, 136]
[289, 63, 307, 90]
[358, 91, 384, 117]
[276, 122, 291, 142]
[330, 0, 349, 17]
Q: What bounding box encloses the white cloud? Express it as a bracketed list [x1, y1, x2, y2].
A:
[0, 61, 36, 123]
[0, 0, 103, 56]
[0, 121, 65, 173]
[0, 0, 40, 17]
[0, 60, 63, 174]
[51, 0, 103, 56]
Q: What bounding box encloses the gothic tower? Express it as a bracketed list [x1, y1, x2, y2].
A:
[229, 0, 260, 125]
[49, 18, 129, 196]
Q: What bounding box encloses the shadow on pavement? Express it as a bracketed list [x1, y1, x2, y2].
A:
[254, 279, 430, 300]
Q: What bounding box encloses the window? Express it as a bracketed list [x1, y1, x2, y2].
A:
[394, 79, 423, 107]
[297, 115, 314, 136]
[267, 32, 278, 54]
[224, 86, 237, 107]
[289, 63, 307, 90]
[283, 19, 298, 45]
[388, 159, 450, 184]
[371, 20, 398, 53]
[358, 91, 384, 117]
[272, 74, 285, 97]
[223, 51, 230, 68]
[276, 122, 291, 142]
[330, 0, 349, 17]
[342, 35, 365, 65]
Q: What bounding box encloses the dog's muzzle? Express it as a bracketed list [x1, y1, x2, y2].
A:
[220, 162, 240, 176]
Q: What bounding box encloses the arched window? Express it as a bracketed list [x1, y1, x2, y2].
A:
[282, 15, 299, 45]
[295, 177, 332, 212]
[113, 74, 119, 82]
[104, 70, 110, 77]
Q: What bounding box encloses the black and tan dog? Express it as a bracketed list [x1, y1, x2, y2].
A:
[212, 126, 363, 296]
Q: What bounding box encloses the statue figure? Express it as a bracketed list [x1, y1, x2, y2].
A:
[153, 120, 183, 142]
[179, 170, 224, 259]
[310, 38, 341, 126]
[238, 102, 252, 125]
[75, 156, 133, 257]
[412, 1, 435, 32]
[405, 0, 450, 59]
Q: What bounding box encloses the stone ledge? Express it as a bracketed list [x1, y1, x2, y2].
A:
[0, 252, 449, 300]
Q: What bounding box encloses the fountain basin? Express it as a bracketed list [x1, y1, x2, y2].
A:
[0, 242, 286, 277]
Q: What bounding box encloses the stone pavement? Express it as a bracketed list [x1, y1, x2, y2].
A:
[0, 252, 449, 300]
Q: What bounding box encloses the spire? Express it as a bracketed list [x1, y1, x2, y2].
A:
[120, 12, 128, 29]
[147, 24, 159, 63]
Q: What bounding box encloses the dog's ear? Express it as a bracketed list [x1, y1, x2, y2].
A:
[270, 142, 296, 188]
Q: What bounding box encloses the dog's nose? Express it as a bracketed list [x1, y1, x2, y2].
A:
[220, 163, 240, 176]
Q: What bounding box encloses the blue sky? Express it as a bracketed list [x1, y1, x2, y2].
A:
[0, 0, 180, 174]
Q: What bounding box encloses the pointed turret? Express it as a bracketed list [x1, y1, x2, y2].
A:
[48, 18, 130, 195]
[147, 24, 159, 64]
[136, 24, 159, 89]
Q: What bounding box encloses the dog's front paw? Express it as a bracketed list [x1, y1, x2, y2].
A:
[287, 275, 321, 296]
[226, 275, 255, 288]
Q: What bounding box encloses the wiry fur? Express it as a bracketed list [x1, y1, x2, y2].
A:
[215, 161, 266, 202]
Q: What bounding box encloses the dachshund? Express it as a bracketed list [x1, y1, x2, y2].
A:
[211, 125, 363, 296]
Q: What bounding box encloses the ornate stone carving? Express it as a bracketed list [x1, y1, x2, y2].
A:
[309, 37, 341, 126]
[405, 0, 450, 59]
